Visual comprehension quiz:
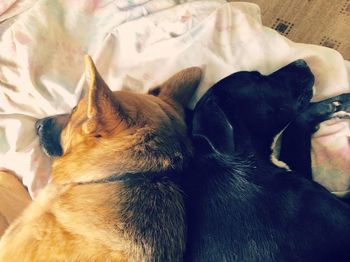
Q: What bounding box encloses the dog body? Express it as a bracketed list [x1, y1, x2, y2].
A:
[184, 60, 350, 261]
[0, 56, 202, 261]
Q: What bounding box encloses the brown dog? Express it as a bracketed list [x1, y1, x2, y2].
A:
[0, 56, 201, 261]
[0, 170, 31, 236]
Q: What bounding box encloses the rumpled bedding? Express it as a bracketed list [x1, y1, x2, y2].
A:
[0, 0, 349, 198]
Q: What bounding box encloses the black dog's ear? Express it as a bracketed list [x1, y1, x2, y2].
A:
[192, 98, 235, 156]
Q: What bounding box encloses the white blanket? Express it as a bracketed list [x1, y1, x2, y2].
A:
[0, 0, 349, 197]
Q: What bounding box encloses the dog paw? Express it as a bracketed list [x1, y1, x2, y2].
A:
[295, 94, 350, 132]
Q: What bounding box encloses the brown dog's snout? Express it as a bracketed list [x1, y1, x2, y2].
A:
[35, 114, 69, 157]
[35, 114, 69, 135]
[35, 118, 47, 135]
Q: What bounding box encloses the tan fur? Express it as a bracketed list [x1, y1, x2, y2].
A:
[0, 55, 202, 261]
[0, 171, 31, 236]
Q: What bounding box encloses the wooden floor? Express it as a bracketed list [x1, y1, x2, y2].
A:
[229, 0, 350, 60]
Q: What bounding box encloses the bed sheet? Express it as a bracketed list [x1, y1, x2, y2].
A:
[0, 0, 349, 197]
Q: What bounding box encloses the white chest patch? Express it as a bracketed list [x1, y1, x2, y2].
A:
[270, 130, 291, 171]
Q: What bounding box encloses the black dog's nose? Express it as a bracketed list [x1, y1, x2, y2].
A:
[272, 59, 312, 79]
[292, 59, 308, 68]
[269, 59, 315, 96]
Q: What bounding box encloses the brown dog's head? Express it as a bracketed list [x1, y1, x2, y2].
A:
[36, 56, 201, 183]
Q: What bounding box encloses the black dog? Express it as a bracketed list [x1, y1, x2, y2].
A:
[280, 93, 350, 179]
[184, 60, 350, 261]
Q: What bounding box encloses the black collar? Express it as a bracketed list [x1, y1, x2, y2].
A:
[74, 169, 181, 186]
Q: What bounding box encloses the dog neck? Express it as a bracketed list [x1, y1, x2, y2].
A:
[117, 170, 185, 261]
[77, 170, 185, 261]
[43, 167, 186, 261]
[234, 125, 290, 173]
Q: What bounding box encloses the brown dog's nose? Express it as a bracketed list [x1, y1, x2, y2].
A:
[35, 116, 66, 157]
[35, 119, 45, 135]
[35, 118, 55, 136]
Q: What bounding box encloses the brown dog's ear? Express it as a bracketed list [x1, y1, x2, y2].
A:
[82, 55, 124, 135]
[149, 67, 202, 108]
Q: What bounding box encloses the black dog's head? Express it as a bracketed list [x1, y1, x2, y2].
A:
[192, 60, 315, 157]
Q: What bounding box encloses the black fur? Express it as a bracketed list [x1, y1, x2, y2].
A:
[280, 93, 350, 180]
[184, 60, 350, 261]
